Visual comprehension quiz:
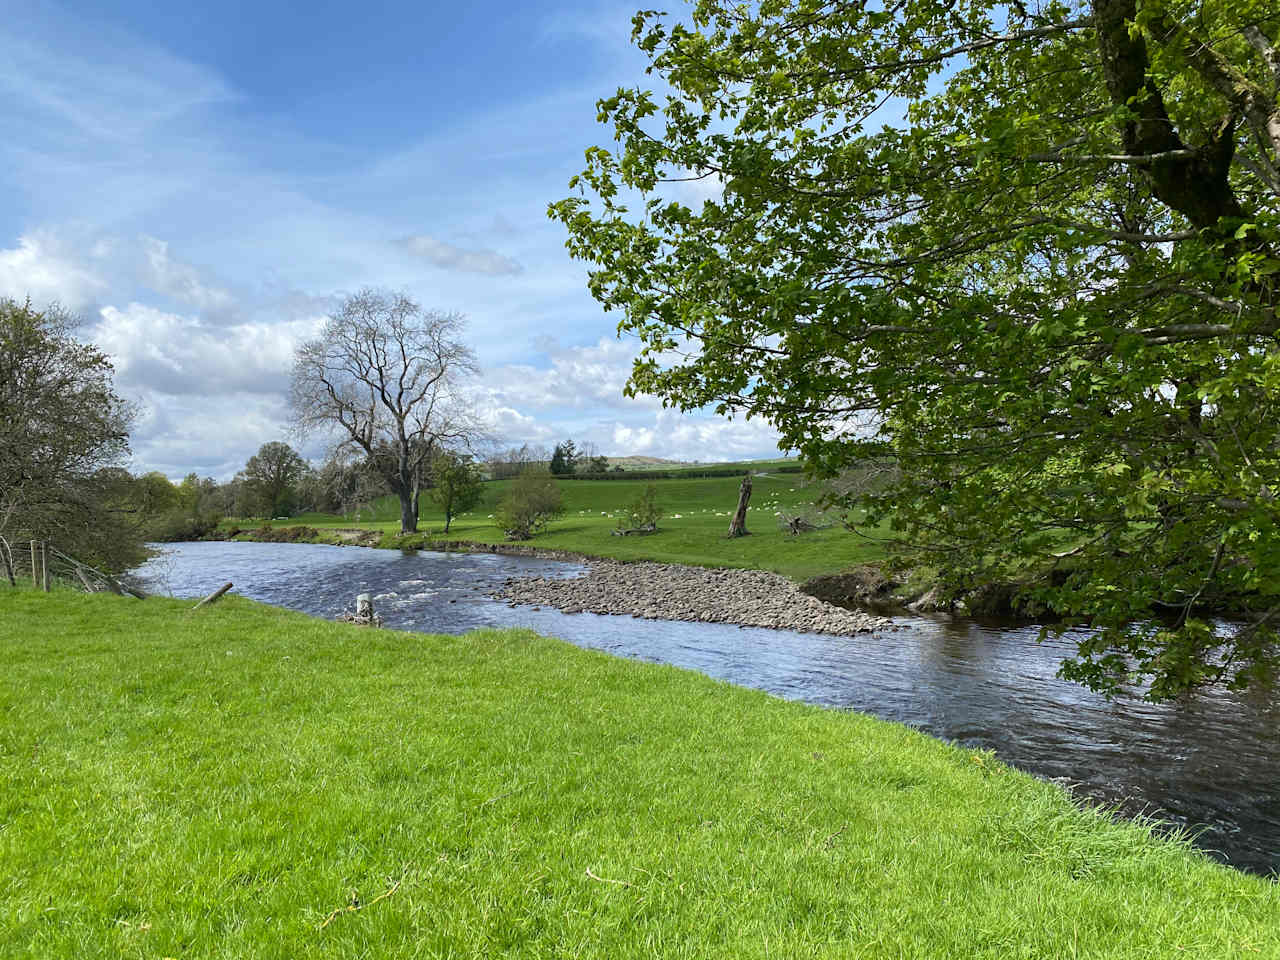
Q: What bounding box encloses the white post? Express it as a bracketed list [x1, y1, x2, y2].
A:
[356, 593, 374, 620]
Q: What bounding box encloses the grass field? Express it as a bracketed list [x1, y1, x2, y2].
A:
[2, 589, 1278, 958]
[268, 472, 890, 581]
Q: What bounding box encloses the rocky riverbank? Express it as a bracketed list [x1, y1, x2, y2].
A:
[492, 559, 892, 636]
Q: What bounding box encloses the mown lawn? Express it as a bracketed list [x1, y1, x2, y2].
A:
[265, 473, 890, 581]
[2, 590, 1277, 958]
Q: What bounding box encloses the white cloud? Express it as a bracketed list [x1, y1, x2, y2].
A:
[92, 302, 317, 397]
[127, 390, 297, 480]
[607, 409, 783, 462]
[141, 237, 236, 314]
[403, 235, 524, 276]
[480, 336, 649, 411]
[0, 228, 108, 310]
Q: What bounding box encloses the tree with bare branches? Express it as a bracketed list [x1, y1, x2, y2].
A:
[290, 289, 479, 534]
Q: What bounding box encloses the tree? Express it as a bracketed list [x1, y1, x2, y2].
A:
[617, 484, 664, 532]
[495, 470, 565, 540]
[430, 450, 484, 533]
[486, 443, 551, 480]
[0, 299, 141, 575]
[291, 289, 480, 534]
[726, 475, 752, 539]
[553, 1, 1280, 698]
[302, 454, 388, 518]
[242, 441, 308, 518]
[549, 440, 578, 476]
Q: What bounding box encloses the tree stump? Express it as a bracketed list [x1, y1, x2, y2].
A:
[727, 474, 752, 538]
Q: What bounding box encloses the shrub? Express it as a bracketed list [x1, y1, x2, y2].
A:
[495, 472, 565, 540]
[617, 485, 663, 531]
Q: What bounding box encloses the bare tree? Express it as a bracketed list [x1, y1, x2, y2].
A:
[290, 289, 479, 534]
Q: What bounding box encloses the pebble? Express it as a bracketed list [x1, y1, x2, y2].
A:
[489, 559, 890, 637]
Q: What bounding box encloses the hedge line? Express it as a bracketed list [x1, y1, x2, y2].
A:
[555, 464, 805, 481]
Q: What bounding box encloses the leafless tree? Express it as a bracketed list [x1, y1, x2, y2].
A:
[290, 289, 480, 533]
[485, 442, 551, 480]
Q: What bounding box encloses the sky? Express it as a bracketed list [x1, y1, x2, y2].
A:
[0, 0, 786, 479]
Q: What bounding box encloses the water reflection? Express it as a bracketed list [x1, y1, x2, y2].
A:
[135, 540, 1279, 876]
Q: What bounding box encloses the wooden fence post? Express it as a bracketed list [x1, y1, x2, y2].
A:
[41, 541, 50, 592]
[193, 583, 234, 609]
[30, 541, 38, 588]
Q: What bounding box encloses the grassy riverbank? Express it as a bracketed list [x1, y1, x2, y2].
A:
[3, 589, 1277, 958]
[232, 473, 890, 581]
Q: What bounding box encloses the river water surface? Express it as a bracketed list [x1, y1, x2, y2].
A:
[135, 540, 1280, 876]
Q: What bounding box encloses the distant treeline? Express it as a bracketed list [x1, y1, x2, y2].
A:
[558, 464, 806, 481]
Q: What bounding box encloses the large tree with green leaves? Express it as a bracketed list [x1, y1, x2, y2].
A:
[553, 0, 1280, 698]
[0, 299, 141, 575]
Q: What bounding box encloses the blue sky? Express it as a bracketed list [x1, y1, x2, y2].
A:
[0, 0, 784, 478]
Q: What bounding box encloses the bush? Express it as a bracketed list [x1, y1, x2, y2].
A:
[495, 472, 565, 540]
[617, 485, 663, 531]
[144, 510, 223, 543]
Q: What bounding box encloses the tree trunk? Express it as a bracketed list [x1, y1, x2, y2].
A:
[727, 474, 752, 538]
[399, 491, 418, 534]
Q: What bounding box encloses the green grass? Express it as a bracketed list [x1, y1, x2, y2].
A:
[261, 473, 889, 581]
[2, 589, 1278, 958]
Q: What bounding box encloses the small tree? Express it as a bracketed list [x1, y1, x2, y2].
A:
[242, 441, 308, 518]
[617, 484, 663, 532]
[430, 451, 483, 533]
[495, 471, 565, 540]
[549, 440, 577, 476]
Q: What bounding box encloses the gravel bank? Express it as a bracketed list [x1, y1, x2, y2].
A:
[491, 559, 892, 636]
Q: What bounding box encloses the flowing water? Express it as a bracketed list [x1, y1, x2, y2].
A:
[135, 540, 1280, 876]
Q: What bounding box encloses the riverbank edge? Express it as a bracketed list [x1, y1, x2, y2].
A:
[3, 588, 1276, 958]
[193, 525, 891, 635]
[195, 523, 1236, 624]
[201, 524, 1044, 619]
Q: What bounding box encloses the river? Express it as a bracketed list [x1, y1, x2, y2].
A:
[134, 540, 1280, 876]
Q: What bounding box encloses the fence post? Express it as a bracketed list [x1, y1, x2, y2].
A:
[30, 541, 38, 588]
[41, 541, 50, 592]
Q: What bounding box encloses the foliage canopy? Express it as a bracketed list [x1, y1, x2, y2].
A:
[429, 450, 484, 533]
[0, 299, 141, 575]
[553, 0, 1280, 697]
[496, 471, 566, 540]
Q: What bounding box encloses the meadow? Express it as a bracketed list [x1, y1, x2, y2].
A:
[3, 589, 1277, 958]
[281, 470, 889, 581]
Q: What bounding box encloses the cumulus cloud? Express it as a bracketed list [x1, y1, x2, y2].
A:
[606, 409, 783, 463]
[91, 302, 316, 397]
[0, 228, 108, 311]
[127, 390, 296, 480]
[481, 336, 648, 411]
[403, 234, 523, 275]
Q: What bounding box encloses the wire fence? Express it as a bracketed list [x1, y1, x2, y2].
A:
[0, 537, 145, 597]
